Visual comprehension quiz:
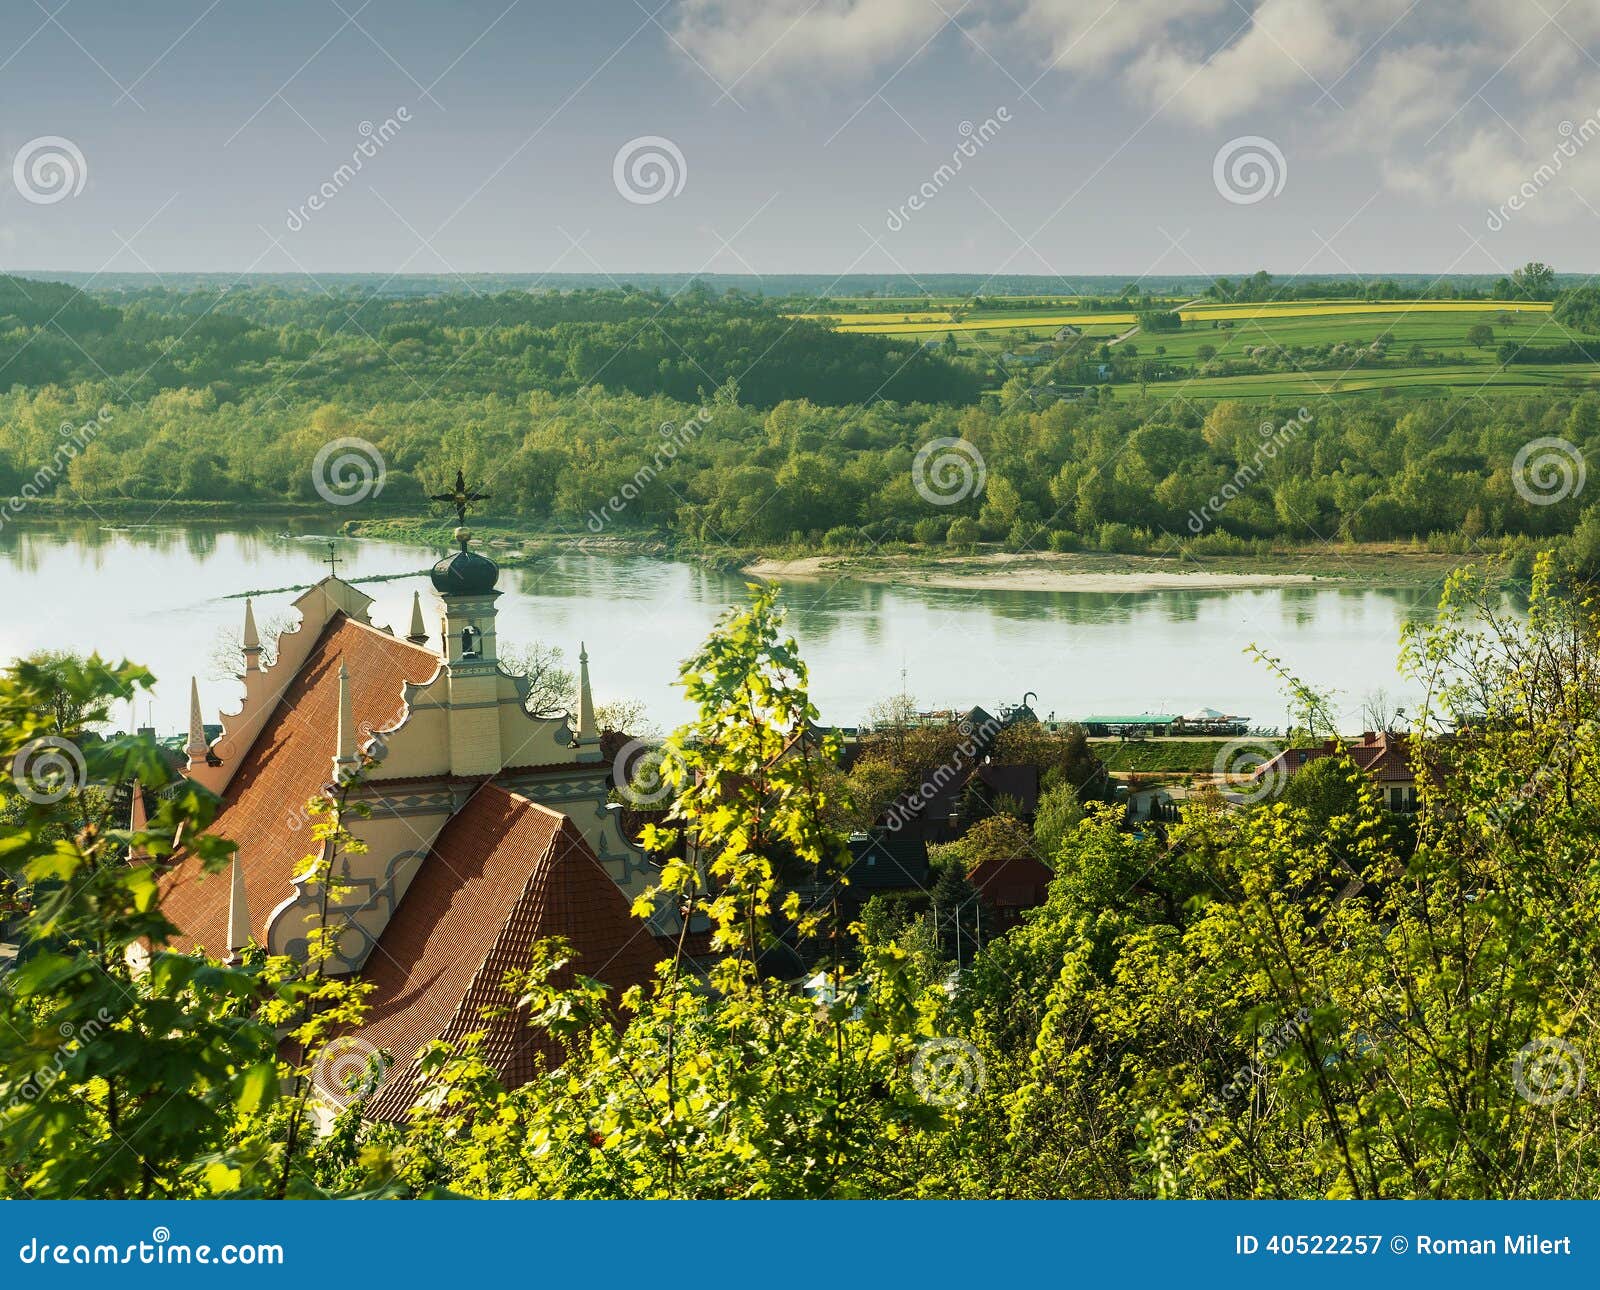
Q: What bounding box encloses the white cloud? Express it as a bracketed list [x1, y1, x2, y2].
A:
[668, 0, 950, 84]
[1330, 43, 1470, 146]
[1127, 0, 1358, 124]
[664, 0, 1600, 224]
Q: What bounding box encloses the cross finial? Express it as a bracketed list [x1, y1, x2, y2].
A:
[430, 469, 490, 527]
[325, 542, 341, 577]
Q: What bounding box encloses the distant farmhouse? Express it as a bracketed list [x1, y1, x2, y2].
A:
[1253, 731, 1419, 812]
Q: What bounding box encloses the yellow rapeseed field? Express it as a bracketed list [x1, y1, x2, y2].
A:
[818, 299, 1554, 336]
[1179, 300, 1552, 322]
[832, 313, 1135, 334]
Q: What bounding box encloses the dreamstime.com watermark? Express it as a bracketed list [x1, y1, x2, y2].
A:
[1512, 436, 1586, 506]
[883, 711, 1003, 832]
[912, 436, 986, 506]
[1187, 408, 1310, 534]
[1513, 1036, 1584, 1106]
[612, 738, 671, 807]
[1213, 738, 1287, 805]
[613, 135, 687, 204]
[17, 1228, 284, 1267]
[910, 1037, 985, 1107]
[285, 107, 411, 232]
[585, 407, 711, 533]
[1486, 115, 1600, 231]
[312, 437, 386, 506]
[283, 724, 388, 833]
[314, 1035, 390, 1108]
[10, 735, 87, 805]
[1213, 135, 1287, 205]
[6, 1007, 113, 1108]
[1490, 715, 1600, 829]
[1186, 1006, 1311, 1134]
[885, 109, 1011, 232]
[12, 135, 87, 204]
[0, 406, 113, 534]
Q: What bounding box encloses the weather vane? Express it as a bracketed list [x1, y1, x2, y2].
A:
[325, 541, 340, 577]
[430, 469, 490, 527]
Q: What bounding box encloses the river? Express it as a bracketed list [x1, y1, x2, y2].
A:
[0, 521, 1449, 737]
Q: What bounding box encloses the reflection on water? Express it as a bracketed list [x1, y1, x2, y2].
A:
[0, 520, 1460, 736]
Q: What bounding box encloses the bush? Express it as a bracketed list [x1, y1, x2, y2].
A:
[946, 516, 980, 545]
[1093, 521, 1143, 553]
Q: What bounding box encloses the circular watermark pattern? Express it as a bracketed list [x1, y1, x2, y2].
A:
[612, 737, 671, 807]
[1514, 1036, 1584, 1106]
[1212, 135, 1287, 205]
[11, 736, 87, 805]
[311, 436, 386, 506]
[1213, 739, 1285, 804]
[1512, 436, 1586, 506]
[314, 1036, 388, 1108]
[13, 136, 87, 204]
[912, 437, 986, 506]
[910, 1037, 986, 1108]
[151, 1226, 170, 1245]
[612, 135, 687, 205]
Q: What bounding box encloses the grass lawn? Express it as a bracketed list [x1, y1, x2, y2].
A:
[1096, 739, 1230, 773]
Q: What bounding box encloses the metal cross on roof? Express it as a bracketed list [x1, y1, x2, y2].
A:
[430, 469, 491, 526]
[325, 541, 340, 576]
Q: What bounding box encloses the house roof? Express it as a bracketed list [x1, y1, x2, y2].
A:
[845, 830, 930, 890]
[355, 783, 663, 1121]
[974, 763, 1040, 815]
[158, 612, 440, 956]
[1253, 732, 1415, 785]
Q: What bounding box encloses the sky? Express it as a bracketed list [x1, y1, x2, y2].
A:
[4, 0, 1600, 279]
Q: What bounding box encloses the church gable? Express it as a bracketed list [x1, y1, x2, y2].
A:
[158, 611, 440, 958]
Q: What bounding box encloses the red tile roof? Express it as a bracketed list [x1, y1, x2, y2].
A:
[1253, 732, 1416, 785]
[354, 783, 664, 1121]
[158, 612, 440, 956]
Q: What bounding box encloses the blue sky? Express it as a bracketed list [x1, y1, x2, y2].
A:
[3, 0, 1600, 277]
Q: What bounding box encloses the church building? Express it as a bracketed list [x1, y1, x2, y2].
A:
[155, 525, 677, 1119]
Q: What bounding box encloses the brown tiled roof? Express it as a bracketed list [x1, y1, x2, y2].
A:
[355, 783, 664, 1121]
[1254, 733, 1416, 785]
[158, 612, 440, 956]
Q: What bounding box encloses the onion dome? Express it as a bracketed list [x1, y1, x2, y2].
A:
[430, 527, 499, 595]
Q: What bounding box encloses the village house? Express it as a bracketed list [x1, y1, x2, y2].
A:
[1252, 731, 1419, 812]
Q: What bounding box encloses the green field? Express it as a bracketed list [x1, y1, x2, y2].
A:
[1150, 304, 1577, 359]
[1095, 740, 1228, 773]
[811, 295, 1600, 401]
[1149, 363, 1600, 400]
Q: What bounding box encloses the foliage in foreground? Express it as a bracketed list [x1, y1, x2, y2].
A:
[3, 564, 1600, 1197]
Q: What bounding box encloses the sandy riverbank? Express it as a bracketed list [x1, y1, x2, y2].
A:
[743, 551, 1331, 593]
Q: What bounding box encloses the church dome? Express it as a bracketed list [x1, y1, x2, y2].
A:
[430, 528, 499, 595]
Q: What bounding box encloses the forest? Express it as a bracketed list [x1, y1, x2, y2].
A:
[3, 275, 1600, 573]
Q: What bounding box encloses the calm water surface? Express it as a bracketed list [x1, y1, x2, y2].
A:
[0, 522, 1452, 736]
